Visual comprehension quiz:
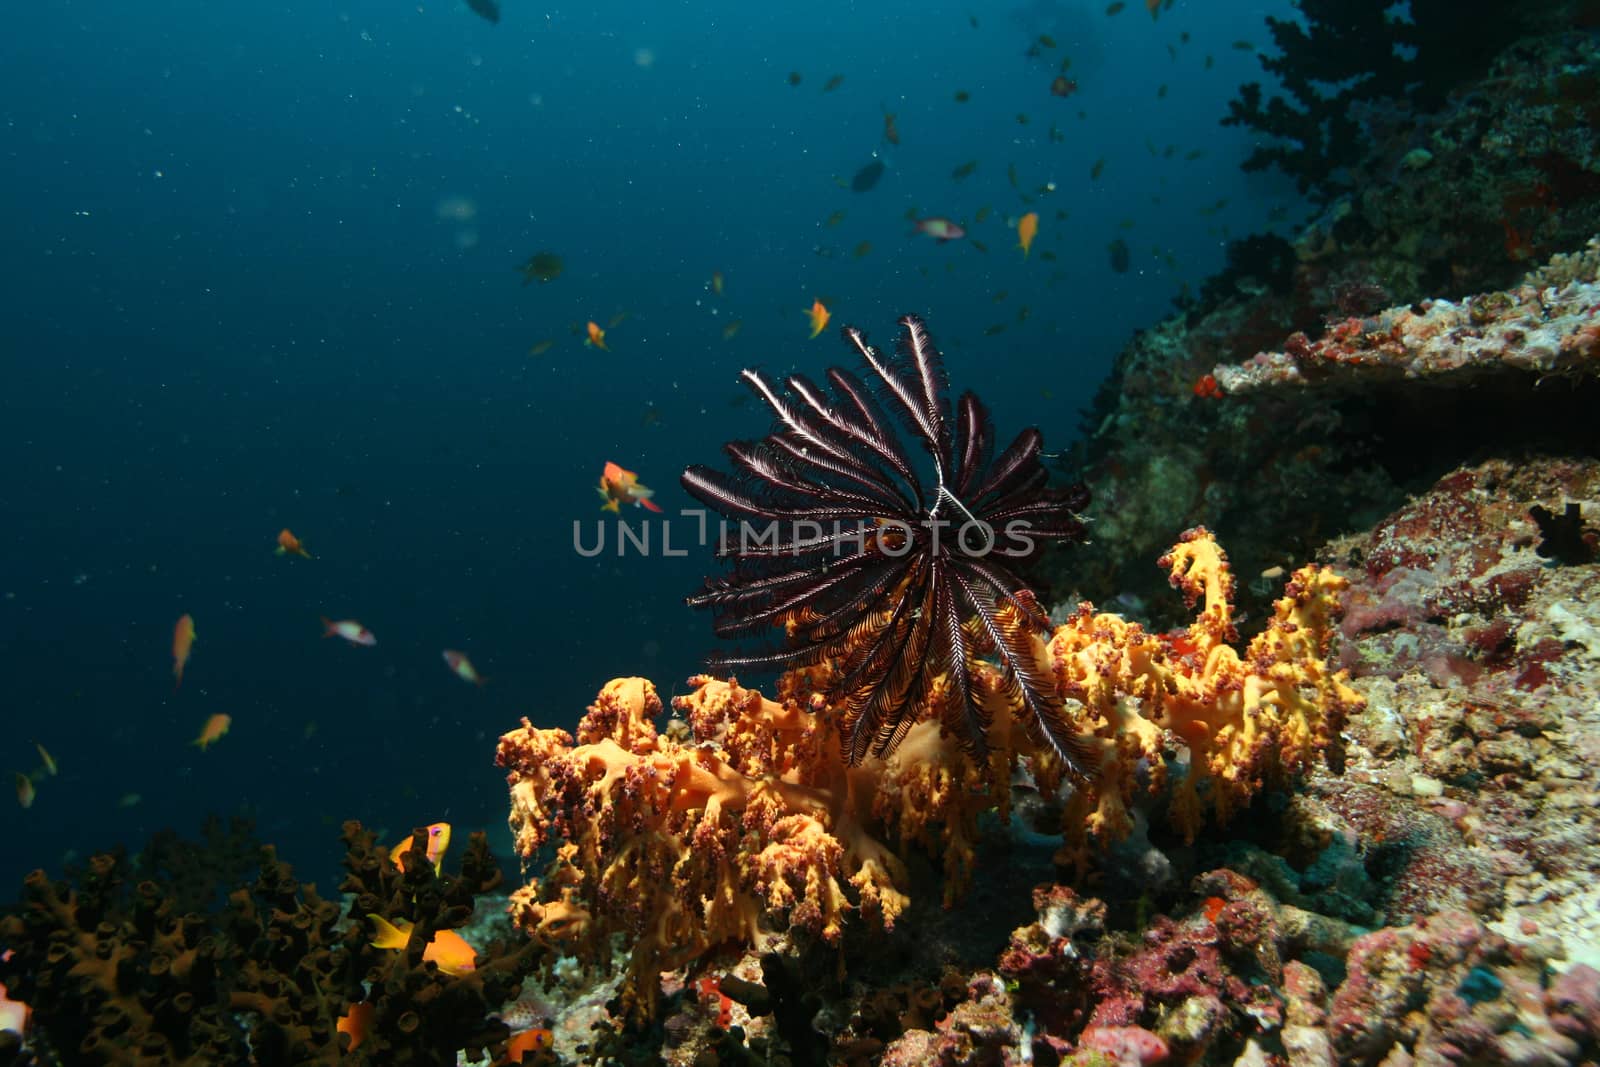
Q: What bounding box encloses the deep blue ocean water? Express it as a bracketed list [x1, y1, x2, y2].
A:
[0, 0, 1302, 892]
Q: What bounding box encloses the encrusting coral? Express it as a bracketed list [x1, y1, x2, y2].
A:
[497, 528, 1361, 1017]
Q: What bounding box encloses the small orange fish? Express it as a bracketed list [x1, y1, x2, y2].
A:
[881, 105, 900, 146]
[275, 528, 313, 558]
[321, 617, 377, 646]
[442, 650, 484, 686]
[504, 1028, 555, 1063]
[584, 321, 608, 351]
[192, 712, 232, 752]
[806, 298, 830, 339]
[710, 271, 725, 296]
[597, 461, 663, 513]
[390, 822, 452, 875]
[337, 1002, 375, 1052]
[0, 976, 29, 1036]
[367, 914, 477, 976]
[172, 613, 196, 690]
[1017, 212, 1039, 257]
[15, 772, 35, 810]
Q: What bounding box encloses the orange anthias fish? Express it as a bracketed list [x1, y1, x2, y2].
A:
[1017, 212, 1039, 257]
[389, 822, 452, 875]
[321, 617, 377, 646]
[442, 650, 485, 686]
[192, 712, 232, 752]
[710, 270, 725, 296]
[806, 298, 830, 339]
[597, 461, 663, 513]
[881, 105, 900, 146]
[275, 528, 313, 558]
[504, 1028, 555, 1063]
[336, 1002, 375, 1052]
[172, 613, 196, 690]
[584, 320, 608, 351]
[367, 914, 477, 976]
[0, 977, 29, 1038]
[14, 772, 35, 810]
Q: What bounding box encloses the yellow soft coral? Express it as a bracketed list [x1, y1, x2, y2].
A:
[497, 529, 1361, 1016]
[1047, 527, 1360, 854]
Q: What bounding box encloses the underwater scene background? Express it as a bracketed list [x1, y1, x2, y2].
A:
[6, 0, 1600, 1064]
[0, 0, 1295, 887]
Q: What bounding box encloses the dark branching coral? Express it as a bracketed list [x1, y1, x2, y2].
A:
[681, 314, 1092, 768]
[0, 820, 541, 1065]
[1530, 501, 1598, 564]
[0, 851, 245, 1064]
[330, 821, 543, 1061]
[1223, 0, 1556, 200]
[135, 813, 261, 915]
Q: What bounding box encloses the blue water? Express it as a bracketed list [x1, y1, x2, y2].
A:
[0, 0, 1301, 891]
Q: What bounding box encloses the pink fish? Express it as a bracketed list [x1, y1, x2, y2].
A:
[1078, 1025, 1169, 1065]
[442, 650, 485, 686]
[321, 617, 376, 646]
[913, 217, 966, 242]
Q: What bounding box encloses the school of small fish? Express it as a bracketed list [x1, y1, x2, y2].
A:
[12, 0, 1241, 805]
[12, 525, 503, 810]
[492, 1, 1242, 372]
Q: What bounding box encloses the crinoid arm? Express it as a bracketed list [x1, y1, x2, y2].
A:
[683, 315, 1091, 769]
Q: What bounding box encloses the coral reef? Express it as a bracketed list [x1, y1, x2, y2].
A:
[1213, 241, 1600, 393]
[1223, 0, 1562, 202]
[1311, 454, 1600, 961]
[1327, 910, 1597, 1065]
[1051, 226, 1600, 1063]
[0, 821, 542, 1064]
[972, 874, 1600, 1066]
[496, 531, 1356, 1021]
[1061, 240, 1600, 631]
[503, 145, 1598, 1067]
[1042, 213, 1600, 1067]
[1069, 20, 1600, 618]
[876, 972, 1022, 1067]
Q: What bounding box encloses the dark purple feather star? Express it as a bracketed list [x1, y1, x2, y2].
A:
[682, 315, 1092, 769]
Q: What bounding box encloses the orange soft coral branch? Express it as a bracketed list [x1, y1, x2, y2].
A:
[498, 530, 1361, 1017]
[497, 675, 909, 1018]
[1047, 527, 1360, 850]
